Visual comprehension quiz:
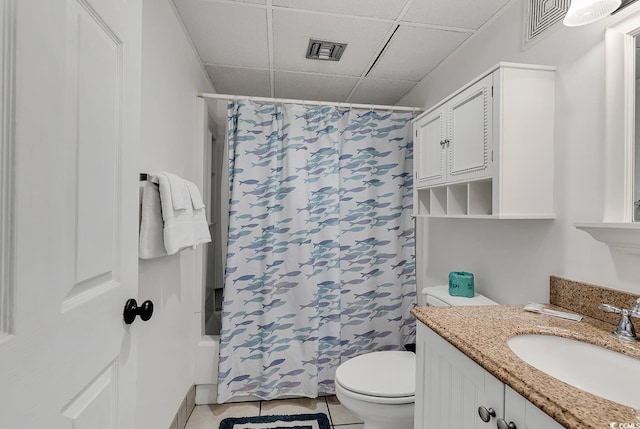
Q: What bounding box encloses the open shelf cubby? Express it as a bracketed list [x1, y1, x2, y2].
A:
[430, 186, 448, 215]
[468, 179, 492, 216]
[414, 179, 493, 218]
[447, 184, 468, 215]
[417, 188, 430, 215]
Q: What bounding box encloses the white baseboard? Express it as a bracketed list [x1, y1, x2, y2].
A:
[195, 384, 218, 405]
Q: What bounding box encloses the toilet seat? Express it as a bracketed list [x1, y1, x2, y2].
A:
[335, 351, 415, 403]
[335, 380, 414, 405]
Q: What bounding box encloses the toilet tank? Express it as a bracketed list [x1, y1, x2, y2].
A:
[419, 285, 499, 307]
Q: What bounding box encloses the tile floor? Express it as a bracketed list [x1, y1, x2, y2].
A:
[185, 396, 363, 429]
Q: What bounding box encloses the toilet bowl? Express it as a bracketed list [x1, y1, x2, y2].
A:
[334, 287, 497, 429]
[334, 351, 415, 429]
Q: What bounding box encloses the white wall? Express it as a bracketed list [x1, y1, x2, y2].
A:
[401, 0, 640, 302]
[136, 1, 213, 428]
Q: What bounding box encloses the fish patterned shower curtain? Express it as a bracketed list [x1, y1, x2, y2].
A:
[217, 100, 416, 402]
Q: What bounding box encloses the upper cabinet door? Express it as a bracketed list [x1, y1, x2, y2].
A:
[447, 75, 493, 183]
[415, 107, 447, 187]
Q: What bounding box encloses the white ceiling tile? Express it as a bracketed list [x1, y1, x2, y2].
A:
[367, 26, 469, 81]
[272, 9, 393, 76]
[227, 0, 266, 4]
[402, 0, 511, 30]
[174, 0, 269, 67]
[205, 65, 271, 97]
[274, 71, 358, 102]
[173, 0, 508, 104]
[349, 78, 417, 106]
[272, 0, 408, 20]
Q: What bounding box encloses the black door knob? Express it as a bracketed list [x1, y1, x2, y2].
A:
[123, 298, 154, 324]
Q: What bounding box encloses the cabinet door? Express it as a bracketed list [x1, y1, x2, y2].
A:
[447, 75, 493, 183]
[415, 107, 447, 187]
[416, 324, 504, 429]
[504, 386, 564, 429]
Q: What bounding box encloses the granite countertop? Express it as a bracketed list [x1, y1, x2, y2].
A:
[411, 304, 640, 429]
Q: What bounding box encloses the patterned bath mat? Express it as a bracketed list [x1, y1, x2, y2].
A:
[219, 413, 331, 429]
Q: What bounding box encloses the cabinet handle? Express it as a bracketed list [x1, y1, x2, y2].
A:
[478, 406, 496, 422]
[440, 140, 446, 148]
[444, 138, 450, 146]
[496, 418, 517, 429]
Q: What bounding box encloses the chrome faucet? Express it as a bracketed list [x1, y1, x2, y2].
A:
[598, 298, 640, 342]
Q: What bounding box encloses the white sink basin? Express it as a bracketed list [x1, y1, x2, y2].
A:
[507, 334, 640, 409]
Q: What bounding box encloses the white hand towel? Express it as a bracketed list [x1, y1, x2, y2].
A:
[186, 180, 206, 210]
[156, 172, 211, 255]
[165, 172, 190, 210]
[186, 181, 211, 247]
[139, 182, 168, 259]
[191, 209, 212, 249]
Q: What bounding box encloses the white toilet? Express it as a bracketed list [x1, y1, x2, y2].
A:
[334, 285, 498, 429]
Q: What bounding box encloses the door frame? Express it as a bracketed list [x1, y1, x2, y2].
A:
[0, 0, 16, 342]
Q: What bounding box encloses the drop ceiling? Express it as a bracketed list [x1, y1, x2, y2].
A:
[173, 0, 512, 105]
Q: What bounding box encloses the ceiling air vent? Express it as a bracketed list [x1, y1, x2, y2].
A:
[522, 0, 569, 49]
[306, 39, 347, 61]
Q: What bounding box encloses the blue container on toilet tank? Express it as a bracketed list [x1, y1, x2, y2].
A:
[448, 272, 474, 298]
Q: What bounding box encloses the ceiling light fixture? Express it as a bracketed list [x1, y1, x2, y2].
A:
[306, 39, 347, 62]
[563, 0, 622, 26]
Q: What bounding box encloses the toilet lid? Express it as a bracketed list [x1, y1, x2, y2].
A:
[335, 351, 415, 398]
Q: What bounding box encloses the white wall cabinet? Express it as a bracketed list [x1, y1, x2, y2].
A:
[415, 75, 493, 188]
[416, 324, 563, 429]
[413, 63, 555, 219]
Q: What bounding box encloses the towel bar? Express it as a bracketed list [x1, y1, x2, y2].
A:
[139, 173, 159, 184]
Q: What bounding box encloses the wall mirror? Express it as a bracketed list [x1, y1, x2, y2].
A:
[603, 8, 640, 223]
[574, 6, 640, 253]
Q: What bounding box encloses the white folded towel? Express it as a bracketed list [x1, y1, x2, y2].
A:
[186, 180, 206, 210]
[185, 179, 210, 247]
[165, 172, 191, 210]
[139, 181, 168, 259]
[155, 172, 211, 255]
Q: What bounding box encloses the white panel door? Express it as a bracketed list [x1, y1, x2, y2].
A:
[415, 107, 447, 187]
[447, 75, 493, 183]
[415, 324, 504, 429]
[0, 0, 141, 428]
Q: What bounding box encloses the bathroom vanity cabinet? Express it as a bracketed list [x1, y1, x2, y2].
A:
[412, 63, 556, 219]
[415, 323, 563, 429]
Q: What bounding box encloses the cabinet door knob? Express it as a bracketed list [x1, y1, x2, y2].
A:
[440, 140, 446, 148]
[478, 406, 496, 422]
[496, 418, 517, 429]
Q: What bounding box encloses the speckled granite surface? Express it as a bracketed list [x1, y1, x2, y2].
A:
[550, 275, 640, 326]
[412, 294, 640, 428]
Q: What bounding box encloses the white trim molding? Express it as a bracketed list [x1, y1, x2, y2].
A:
[575, 222, 640, 254]
[0, 0, 17, 339]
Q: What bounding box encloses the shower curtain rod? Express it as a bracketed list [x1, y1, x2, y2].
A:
[198, 92, 424, 113]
